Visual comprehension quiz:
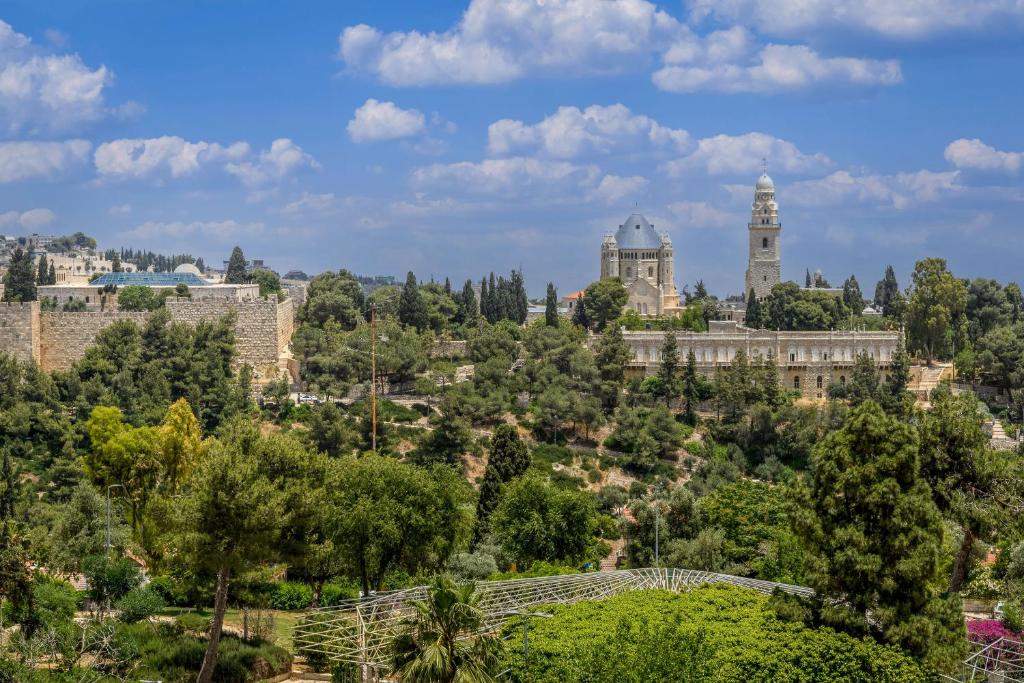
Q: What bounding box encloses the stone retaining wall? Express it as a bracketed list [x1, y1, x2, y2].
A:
[40, 311, 149, 370]
[0, 301, 40, 364]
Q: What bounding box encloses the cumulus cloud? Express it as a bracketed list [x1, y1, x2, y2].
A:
[787, 169, 964, 209]
[122, 219, 267, 241]
[590, 175, 649, 204]
[663, 132, 831, 175]
[412, 157, 608, 201]
[945, 138, 1022, 173]
[95, 136, 249, 179]
[686, 0, 1024, 40]
[108, 203, 132, 215]
[668, 200, 737, 228]
[347, 99, 426, 142]
[338, 0, 903, 95]
[0, 207, 56, 229]
[224, 138, 319, 187]
[488, 104, 690, 158]
[0, 19, 114, 133]
[0, 139, 91, 183]
[653, 36, 901, 93]
[338, 0, 675, 86]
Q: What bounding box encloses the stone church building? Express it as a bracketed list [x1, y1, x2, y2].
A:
[745, 171, 782, 300]
[601, 213, 682, 316]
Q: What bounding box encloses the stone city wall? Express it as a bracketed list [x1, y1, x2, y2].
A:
[40, 311, 150, 370]
[0, 301, 40, 364]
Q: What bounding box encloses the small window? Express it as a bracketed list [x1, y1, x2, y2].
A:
[793, 376, 800, 389]
[816, 375, 823, 389]
[648, 267, 653, 277]
[789, 352, 795, 362]
[763, 275, 767, 282]
[839, 375, 846, 385]
[762, 237, 769, 249]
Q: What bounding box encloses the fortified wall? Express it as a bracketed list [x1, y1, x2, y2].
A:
[0, 297, 294, 381]
[609, 320, 902, 400]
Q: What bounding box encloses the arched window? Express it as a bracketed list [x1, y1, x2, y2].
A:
[816, 375, 823, 389]
[762, 237, 769, 249]
[648, 266, 653, 277]
[626, 267, 631, 278]
[839, 375, 846, 385]
[764, 208, 768, 215]
[793, 376, 800, 389]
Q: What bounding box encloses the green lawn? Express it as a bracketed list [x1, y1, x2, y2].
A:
[159, 606, 302, 652]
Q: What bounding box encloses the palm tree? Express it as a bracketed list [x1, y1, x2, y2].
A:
[391, 574, 504, 683]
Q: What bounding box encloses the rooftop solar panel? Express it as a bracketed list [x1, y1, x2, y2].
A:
[90, 272, 209, 287]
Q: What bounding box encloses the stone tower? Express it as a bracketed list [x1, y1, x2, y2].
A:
[744, 170, 781, 300]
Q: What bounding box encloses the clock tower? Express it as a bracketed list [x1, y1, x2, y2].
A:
[745, 166, 781, 301]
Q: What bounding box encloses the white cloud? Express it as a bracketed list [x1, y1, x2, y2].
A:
[0, 139, 91, 183]
[653, 28, 900, 93]
[488, 104, 690, 158]
[123, 219, 267, 241]
[686, 0, 1024, 40]
[0, 207, 55, 229]
[224, 138, 319, 187]
[338, 0, 677, 86]
[590, 175, 648, 204]
[668, 200, 737, 228]
[663, 132, 831, 175]
[339, 0, 903, 95]
[945, 138, 1022, 173]
[787, 169, 964, 209]
[109, 203, 132, 215]
[347, 99, 426, 143]
[412, 157, 603, 199]
[95, 136, 249, 179]
[0, 19, 112, 133]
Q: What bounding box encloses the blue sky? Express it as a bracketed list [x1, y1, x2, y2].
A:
[0, 1, 1022, 297]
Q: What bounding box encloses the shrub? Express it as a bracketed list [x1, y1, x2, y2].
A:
[532, 443, 573, 467]
[116, 586, 166, 623]
[33, 576, 78, 628]
[1004, 601, 1024, 633]
[147, 575, 191, 607]
[271, 581, 313, 610]
[176, 612, 211, 634]
[320, 581, 359, 607]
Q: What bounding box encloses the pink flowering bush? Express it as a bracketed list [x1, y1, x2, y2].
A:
[968, 619, 1023, 646]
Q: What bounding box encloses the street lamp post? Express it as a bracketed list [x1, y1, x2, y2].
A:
[105, 484, 124, 556]
[495, 610, 553, 682]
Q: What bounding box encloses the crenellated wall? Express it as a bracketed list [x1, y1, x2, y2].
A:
[0, 298, 294, 381]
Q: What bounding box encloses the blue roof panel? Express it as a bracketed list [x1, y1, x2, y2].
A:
[91, 272, 208, 287]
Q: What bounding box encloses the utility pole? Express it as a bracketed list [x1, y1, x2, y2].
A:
[105, 484, 124, 556]
[370, 302, 377, 454]
[654, 499, 660, 568]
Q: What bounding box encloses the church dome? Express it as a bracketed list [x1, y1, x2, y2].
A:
[756, 172, 774, 191]
[614, 213, 662, 249]
[174, 262, 202, 275]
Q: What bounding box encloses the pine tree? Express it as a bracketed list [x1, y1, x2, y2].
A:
[36, 253, 49, 284]
[657, 331, 681, 406]
[693, 280, 709, 300]
[595, 326, 631, 413]
[874, 265, 901, 317]
[472, 424, 530, 545]
[843, 275, 864, 313]
[1, 248, 37, 302]
[682, 349, 700, 425]
[880, 343, 912, 417]
[745, 288, 763, 329]
[398, 271, 428, 331]
[225, 246, 248, 284]
[544, 282, 558, 327]
[47, 263, 56, 285]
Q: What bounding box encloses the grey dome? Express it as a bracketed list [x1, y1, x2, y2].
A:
[756, 172, 774, 190]
[614, 213, 662, 249]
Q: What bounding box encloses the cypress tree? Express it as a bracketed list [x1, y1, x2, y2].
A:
[111, 253, 123, 272]
[843, 275, 864, 312]
[572, 295, 589, 329]
[472, 424, 530, 545]
[225, 246, 248, 284]
[1, 248, 37, 302]
[805, 268, 812, 288]
[460, 279, 478, 326]
[36, 253, 48, 284]
[657, 331, 681, 406]
[444, 277, 451, 295]
[745, 288, 763, 329]
[487, 272, 498, 323]
[398, 271, 428, 331]
[544, 282, 558, 327]
[682, 349, 700, 425]
[874, 265, 901, 317]
[47, 263, 56, 285]
[511, 270, 528, 324]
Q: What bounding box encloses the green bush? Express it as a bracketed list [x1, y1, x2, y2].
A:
[176, 611, 212, 634]
[1004, 600, 1024, 632]
[33, 576, 78, 628]
[148, 575, 191, 607]
[532, 442, 573, 467]
[116, 586, 166, 623]
[271, 581, 313, 610]
[321, 581, 359, 607]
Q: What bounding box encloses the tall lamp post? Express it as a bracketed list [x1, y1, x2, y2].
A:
[495, 610, 553, 682]
[105, 484, 125, 556]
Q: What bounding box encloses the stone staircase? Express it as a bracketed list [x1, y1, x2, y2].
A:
[601, 537, 625, 571]
[909, 362, 953, 404]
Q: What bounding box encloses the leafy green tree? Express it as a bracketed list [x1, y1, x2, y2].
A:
[474, 425, 530, 544]
[49, 482, 130, 576]
[301, 269, 365, 328]
[656, 332, 681, 406]
[906, 257, 967, 362]
[0, 451, 36, 634]
[224, 245, 248, 284]
[794, 401, 965, 672]
[879, 343, 913, 417]
[762, 282, 846, 331]
[164, 418, 320, 683]
[744, 289, 764, 329]
[544, 282, 558, 327]
[976, 323, 1024, 395]
[391, 575, 503, 683]
[846, 351, 880, 407]
[2, 248, 36, 301]
[571, 295, 589, 329]
[413, 400, 473, 467]
[491, 471, 597, 568]
[326, 454, 470, 596]
[117, 285, 162, 311]
[82, 553, 142, 615]
[250, 267, 282, 299]
[400, 271, 429, 331]
[583, 278, 628, 331]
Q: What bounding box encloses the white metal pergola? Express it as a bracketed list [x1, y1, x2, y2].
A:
[292, 567, 814, 674]
[942, 637, 1024, 683]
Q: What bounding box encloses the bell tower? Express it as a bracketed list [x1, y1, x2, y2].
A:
[745, 162, 781, 300]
